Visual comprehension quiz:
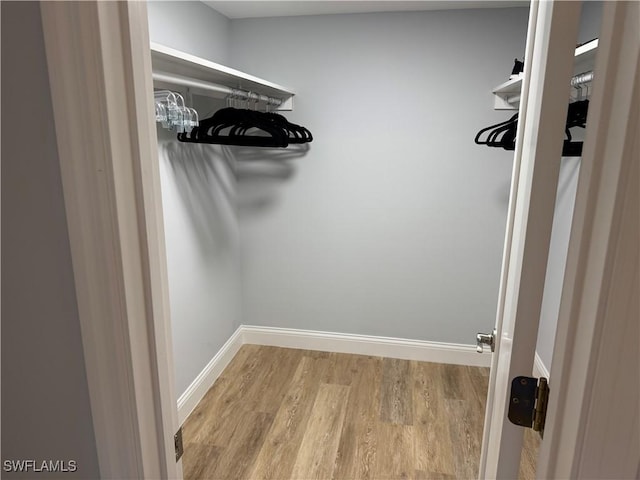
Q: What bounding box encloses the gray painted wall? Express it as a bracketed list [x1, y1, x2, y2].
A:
[148, 1, 241, 396]
[536, 158, 581, 372]
[229, 8, 529, 343]
[156, 97, 242, 395]
[578, 1, 603, 45]
[147, 0, 230, 64]
[1, 2, 99, 477]
[149, 1, 602, 393]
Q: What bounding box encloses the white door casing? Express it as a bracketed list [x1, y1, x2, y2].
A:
[40, 2, 180, 478]
[537, 2, 640, 477]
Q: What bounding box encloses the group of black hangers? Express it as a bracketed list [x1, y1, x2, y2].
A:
[177, 107, 313, 148]
[475, 99, 589, 157]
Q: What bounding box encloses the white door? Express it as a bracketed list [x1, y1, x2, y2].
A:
[478, 1, 583, 477]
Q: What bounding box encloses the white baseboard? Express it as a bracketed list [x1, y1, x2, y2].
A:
[533, 351, 551, 379]
[177, 327, 243, 425]
[240, 325, 491, 367]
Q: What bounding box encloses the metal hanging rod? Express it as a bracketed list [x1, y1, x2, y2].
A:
[570, 71, 594, 87]
[152, 71, 283, 107]
[506, 70, 594, 105]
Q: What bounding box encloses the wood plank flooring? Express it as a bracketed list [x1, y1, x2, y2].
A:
[182, 345, 539, 479]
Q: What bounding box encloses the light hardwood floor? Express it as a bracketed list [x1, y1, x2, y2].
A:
[182, 345, 539, 479]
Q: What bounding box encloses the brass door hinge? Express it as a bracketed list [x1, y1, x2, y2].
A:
[507, 376, 549, 437]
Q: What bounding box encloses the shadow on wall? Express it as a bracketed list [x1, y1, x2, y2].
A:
[233, 143, 310, 219]
[160, 139, 310, 235]
[160, 140, 238, 253]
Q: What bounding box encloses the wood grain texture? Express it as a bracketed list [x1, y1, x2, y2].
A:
[290, 383, 350, 479]
[208, 410, 273, 480]
[465, 365, 489, 410]
[249, 356, 329, 480]
[182, 443, 223, 480]
[441, 364, 467, 400]
[412, 361, 455, 476]
[445, 399, 484, 479]
[380, 358, 413, 425]
[374, 423, 414, 480]
[245, 346, 304, 414]
[322, 352, 358, 386]
[518, 428, 541, 480]
[332, 355, 382, 480]
[181, 346, 536, 480]
[415, 471, 456, 480]
[182, 344, 265, 447]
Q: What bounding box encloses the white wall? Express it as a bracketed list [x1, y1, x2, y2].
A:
[1, 2, 99, 477]
[147, 0, 230, 64]
[229, 8, 530, 343]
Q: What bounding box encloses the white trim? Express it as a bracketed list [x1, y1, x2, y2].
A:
[240, 325, 491, 367]
[533, 351, 550, 380]
[40, 2, 178, 478]
[537, 2, 640, 477]
[177, 328, 244, 425]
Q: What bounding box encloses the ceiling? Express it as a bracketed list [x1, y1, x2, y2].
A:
[203, 1, 529, 19]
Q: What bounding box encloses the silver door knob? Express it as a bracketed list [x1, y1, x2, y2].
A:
[476, 328, 497, 353]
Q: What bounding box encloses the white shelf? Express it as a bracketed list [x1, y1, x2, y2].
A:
[492, 75, 524, 109]
[150, 43, 295, 110]
[572, 38, 598, 75]
[492, 38, 598, 110]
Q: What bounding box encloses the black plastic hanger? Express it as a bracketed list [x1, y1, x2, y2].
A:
[178, 108, 289, 147]
[178, 107, 314, 148]
[475, 100, 589, 157]
[475, 114, 518, 150]
[262, 112, 313, 144]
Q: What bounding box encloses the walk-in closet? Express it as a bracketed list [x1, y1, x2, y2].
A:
[146, 2, 602, 478]
[148, 2, 600, 478]
[12, 1, 640, 479]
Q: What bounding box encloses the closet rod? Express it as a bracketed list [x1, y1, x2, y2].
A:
[570, 71, 594, 86]
[506, 70, 594, 104]
[152, 71, 283, 106]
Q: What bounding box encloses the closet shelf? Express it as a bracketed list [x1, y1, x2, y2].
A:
[492, 38, 598, 110]
[150, 43, 295, 110]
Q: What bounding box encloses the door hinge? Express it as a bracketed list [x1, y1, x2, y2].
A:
[507, 376, 549, 437]
[174, 427, 183, 462]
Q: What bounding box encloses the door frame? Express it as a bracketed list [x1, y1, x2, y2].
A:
[536, 2, 639, 477]
[40, 0, 638, 478]
[480, 1, 639, 477]
[40, 2, 179, 478]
